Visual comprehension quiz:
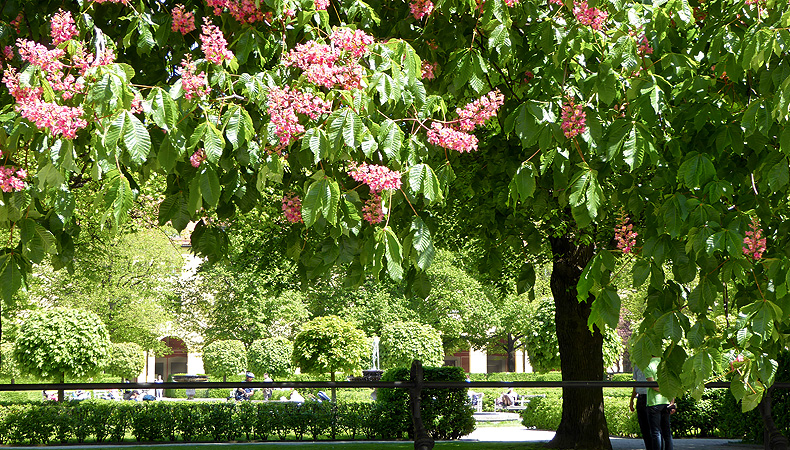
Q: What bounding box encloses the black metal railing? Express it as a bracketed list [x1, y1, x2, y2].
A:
[0, 360, 787, 450]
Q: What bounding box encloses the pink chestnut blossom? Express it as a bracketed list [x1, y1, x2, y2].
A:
[200, 21, 234, 65]
[51, 10, 79, 45]
[348, 162, 402, 192]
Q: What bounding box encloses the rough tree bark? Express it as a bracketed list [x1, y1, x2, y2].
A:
[506, 334, 516, 373]
[758, 387, 789, 450]
[546, 235, 612, 450]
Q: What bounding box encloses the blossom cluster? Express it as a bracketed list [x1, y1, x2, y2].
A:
[91, 0, 129, 4]
[180, 56, 210, 100]
[421, 61, 438, 80]
[348, 162, 402, 192]
[637, 34, 653, 57]
[330, 28, 375, 58]
[282, 193, 303, 223]
[614, 215, 637, 254]
[51, 10, 79, 45]
[10, 13, 23, 33]
[266, 86, 332, 148]
[315, 0, 330, 9]
[0, 152, 27, 193]
[561, 100, 586, 139]
[573, 1, 608, 30]
[283, 33, 370, 90]
[549, 0, 563, 5]
[426, 90, 502, 153]
[362, 194, 384, 224]
[456, 90, 504, 132]
[190, 149, 207, 167]
[743, 216, 767, 260]
[3, 66, 87, 139]
[206, 0, 265, 23]
[200, 21, 234, 65]
[426, 123, 479, 153]
[409, 0, 434, 20]
[172, 5, 196, 35]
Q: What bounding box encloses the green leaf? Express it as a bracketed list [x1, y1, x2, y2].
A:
[688, 277, 717, 314]
[767, 156, 789, 193]
[0, 253, 24, 302]
[224, 105, 253, 150]
[410, 216, 434, 270]
[589, 287, 621, 330]
[204, 122, 225, 163]
[122, 112, 151, 165]
[148, 87, 177, 131]
[508, 161, 536, 204]
[104, 113, 125, 152]
[308, 129, 330, 164]
[408, 164, 440, 203]
[19, 218, 56, 264]
[382, 226, 403, 281]
[378, 119, 404, 160]
[200, 167, 221, 208]
[678, 152, 715, 188]
[303, 176, 340, 227]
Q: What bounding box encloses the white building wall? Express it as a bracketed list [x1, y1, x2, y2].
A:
[469, 348, 487, 373]
[188, 352, 205, 375]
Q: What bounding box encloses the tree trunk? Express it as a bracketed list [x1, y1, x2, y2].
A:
[758, 387, 789, 450]
[58, 373, 65, 402]
[507, 334, 516, 372]
[331, 372, 336, 403]
[546, 235, 612, 450]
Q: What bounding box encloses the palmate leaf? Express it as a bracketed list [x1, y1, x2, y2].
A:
[111, 173, 135, 227]
[410, 217, 434, 270]
[223, 105, 254, 150]
[0, 252, 24, 303]
[19, 218, 56, 264]
[408, 164, 441, 203]
[148, 87, 178, 131]
[378, 119, 403, 160]
[302, 176, 340, 227]
[678, 152, 716, 188]
[204, 122, 225, 163]
[508, 161, 536, 205]
[588, 287, 620, 331]
[200, 166, 221, 208]
[382, 226, 403, 281]
[122, 111, 151, 165]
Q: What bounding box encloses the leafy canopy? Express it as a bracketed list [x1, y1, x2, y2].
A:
[13, 307, 111, 381]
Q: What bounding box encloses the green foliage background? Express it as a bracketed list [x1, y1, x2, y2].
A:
[13, 308, 111, 381]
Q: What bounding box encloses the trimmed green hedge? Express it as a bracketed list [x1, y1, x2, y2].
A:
[0, 400, 424, 445]
[378, 366, 475, 440]
[519, 388, 777, 440]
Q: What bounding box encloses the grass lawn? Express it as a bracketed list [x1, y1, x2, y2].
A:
[112, 443, 542, 450]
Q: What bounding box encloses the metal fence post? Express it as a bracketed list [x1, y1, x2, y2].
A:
[410, 359, 434, 450]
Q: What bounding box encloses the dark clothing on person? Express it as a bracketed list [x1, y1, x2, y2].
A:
[636, 393, 652, 450]
[648, 403, 673, 450]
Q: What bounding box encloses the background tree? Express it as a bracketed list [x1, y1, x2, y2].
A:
[379, 321, 444, 370]
[104, 342, 146, 381]
[1, 0, 790, 448]
[201, 339, 247, 382]
[23, 226, 181, 354]
[292, 315, 368, 401]
[247, 337, 294, 378]
[0, 343, 21, 383]
[13, 308, 110, 401]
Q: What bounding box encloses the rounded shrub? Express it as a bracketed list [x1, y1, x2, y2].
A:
[104, 342, 145, 381]
[247, 336, 293, 378]
[379, 321, 443, 370]
[13, 307, 110, 382]
[201, 340, 247, 381]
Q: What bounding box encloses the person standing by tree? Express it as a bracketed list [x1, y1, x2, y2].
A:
[630, 365, 652, 450]
[644, 357, 675, 450]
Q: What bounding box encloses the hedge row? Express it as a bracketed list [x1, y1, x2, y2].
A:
[0, 400, 438, 445]
[520, 388, 784, 441]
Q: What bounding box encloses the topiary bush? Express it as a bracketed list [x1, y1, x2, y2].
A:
[379, 322, 443, 370]
[378, 365, 475, 440]
[104, 342, 146, 381]
[201, 340, 247, 382]
[13, 308, 111, 384]
[247, 337, 293, 378]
